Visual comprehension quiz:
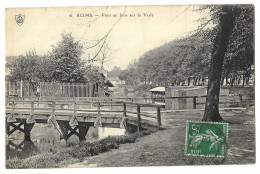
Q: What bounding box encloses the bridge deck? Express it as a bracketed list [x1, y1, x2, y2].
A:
[6, 99, 162, 131]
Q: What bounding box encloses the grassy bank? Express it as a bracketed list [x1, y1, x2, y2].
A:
[6, 131, 151, 169]
[66, 108, 255, 167]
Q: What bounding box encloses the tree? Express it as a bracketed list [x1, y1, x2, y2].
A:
[50, 33, 85, 83]
[9, 50, 41, 82]
[202, 5, 254, 121]
[96, 41, 116, 72]
[8, 33, 108, 84]
[108, 66, 122, 77]
[120, 32, 212, 87]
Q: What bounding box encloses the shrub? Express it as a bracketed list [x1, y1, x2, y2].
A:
[6, 131, 150, 169]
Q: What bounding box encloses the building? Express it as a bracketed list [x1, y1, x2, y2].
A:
[165, 86, 229, 110]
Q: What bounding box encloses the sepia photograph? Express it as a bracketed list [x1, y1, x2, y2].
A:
[3, 1, 256, 171]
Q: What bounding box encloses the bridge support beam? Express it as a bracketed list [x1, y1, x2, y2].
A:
[6, 120, 35, 141]
[56, 121, 69, 141]
[78, 124, 90, 142]
[56, 121, 90, 142]
[24, 123, 35, 141]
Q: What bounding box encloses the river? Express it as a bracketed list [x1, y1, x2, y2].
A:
[6, 123, 125, 160]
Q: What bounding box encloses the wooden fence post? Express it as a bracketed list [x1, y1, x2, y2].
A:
[81, 84, 84, 97]
[77, 84, 80, 97]
[20, 80, 23, 97]
[137, 104, 141, 132]
[61, 84, 64, 97]
[39, 82, 41, 97]
[27, 83, 30, 97]
[239, 94, 243, 103]
[8, 81, 11, 96]
[86, 83, 89, 97]
[72, 83, 75, 98]
[157, 106, 162, 126]
[123, 103, 126, 117]
[239, 94, 243, 106]
[193, 96, 197, 109]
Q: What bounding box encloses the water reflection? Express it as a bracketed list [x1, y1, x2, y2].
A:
[6, 125, 126, 160]
[98, 127, 125, 139]
[6, 140, 38, 160]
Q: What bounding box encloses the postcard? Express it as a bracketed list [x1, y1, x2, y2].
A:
[5, 5, 255, 169]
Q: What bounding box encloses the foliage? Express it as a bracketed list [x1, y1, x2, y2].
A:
[8, 33, 105, 84]
[9, 50, 41, 82]
[201, 5, 254, 121]
[49, 33, 85, 83]
[108, 66, 122, 78]
[223, 5, 254, 76]
[6, 131, 151, 169]
[119, 63, 139, 85]
[120, 32, 212, 86]
[121, 5, 254, 88]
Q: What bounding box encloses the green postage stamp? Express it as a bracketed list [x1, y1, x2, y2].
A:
[185, 121, 228, 157]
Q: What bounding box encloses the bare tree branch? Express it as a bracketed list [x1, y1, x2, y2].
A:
[88, 6, 127, 62]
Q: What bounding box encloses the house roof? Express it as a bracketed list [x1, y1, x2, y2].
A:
[149, 87, 165, 92]
[104, 80, 114, 87]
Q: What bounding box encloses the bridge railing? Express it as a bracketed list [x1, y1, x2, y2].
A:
[163, 94, 254, 109]
[6, 99, 164, 130]
[123, 102, 164, 131]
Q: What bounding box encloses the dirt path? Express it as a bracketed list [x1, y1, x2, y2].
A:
[65, 108, 255, 167]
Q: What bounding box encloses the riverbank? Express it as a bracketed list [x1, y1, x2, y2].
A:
[66, 107, 255, 167]
[6, 130, 151, 168]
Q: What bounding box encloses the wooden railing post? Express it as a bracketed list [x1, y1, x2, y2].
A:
[157, 106, 162, 126]
[31, 101, 34, 114]
[239, 94, 243, 103]
[193, 96, 197, 109]
[52, 101, 55, 114]
[11, 101, 14, 115]
[123, 103, 126, 117]
[137, 104, 141, 132]
[37, 98, 40, 107]
[74, 102, 77, 116]
[98, 102, 101, 115]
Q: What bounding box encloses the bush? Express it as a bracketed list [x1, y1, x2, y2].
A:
[6, 131, 151, 169]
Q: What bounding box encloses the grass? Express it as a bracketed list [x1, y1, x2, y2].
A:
[65, 107, 255, 167]
[6, 131, 151, 169]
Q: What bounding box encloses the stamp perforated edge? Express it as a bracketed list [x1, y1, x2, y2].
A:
[185, 120, 229, 158]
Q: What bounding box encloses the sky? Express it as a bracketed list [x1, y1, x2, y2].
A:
[6, 5, 210, 70]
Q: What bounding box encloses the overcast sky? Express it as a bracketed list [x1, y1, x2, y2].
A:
[6, 6, 210, 70]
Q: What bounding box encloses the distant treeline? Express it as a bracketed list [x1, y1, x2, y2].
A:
[112, 26, 253, 87]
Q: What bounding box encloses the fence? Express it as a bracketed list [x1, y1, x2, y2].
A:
[40, 82, 100, 97]
[6, 81, 102, 98]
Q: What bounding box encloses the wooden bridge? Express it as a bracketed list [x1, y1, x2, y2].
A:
[6, 94, 253, 142]
[6, 98, 164, 142]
